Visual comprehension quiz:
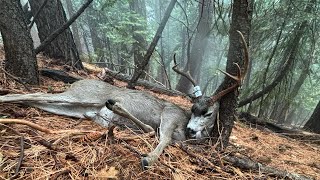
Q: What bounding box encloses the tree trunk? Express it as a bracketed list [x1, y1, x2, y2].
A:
[155, 0, 166, 85]
[129, 0, 148, 80]
[211, 0, 253, 149]
[0, 0, 39, 85]
[86, 8, 104, 61]
[29, 0, 83, 69]
[280, 35, 315, 125]
[80, 24, 92, 62]
[278, 67, 309, 124]
[175, 0, 213, 94]
[303, 101, 320, 133]
[65, 0, 83, 55]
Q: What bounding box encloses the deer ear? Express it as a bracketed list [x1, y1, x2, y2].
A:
[105, 99, 116, 110]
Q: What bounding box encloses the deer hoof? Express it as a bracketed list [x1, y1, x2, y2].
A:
[105, 99, 116, 110]
[141, 157, 149, 170]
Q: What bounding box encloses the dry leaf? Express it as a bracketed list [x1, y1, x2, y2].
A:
[96, 166, 119, 179]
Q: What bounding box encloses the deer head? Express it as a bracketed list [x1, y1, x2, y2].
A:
[174, 30, 249, 140]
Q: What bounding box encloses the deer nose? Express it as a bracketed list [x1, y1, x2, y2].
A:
[186, 127, 196, 136]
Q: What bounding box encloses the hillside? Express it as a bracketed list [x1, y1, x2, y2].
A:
[0, 52, 319, 179]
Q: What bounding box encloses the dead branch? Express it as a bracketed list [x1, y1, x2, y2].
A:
[179, 143, 227, 175]
[10, 136, 24, 180]
[122, 142, 142, 157]
[50, 169, 71, 180]
[118, 131, 155, 141]
[0, 89, 22, 95]
[0, 123, 25, 180]
[0, 67, 31, 91]
[28, 0, 50, 28]
[0, 119, 100, 135]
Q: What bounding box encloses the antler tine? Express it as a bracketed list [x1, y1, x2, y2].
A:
[209, 30, 249, 104]
[209, 83, 239, 105]
[218, 69, 240, 82]
[236, 30, 249, 81]
[172, 53, 196, 86]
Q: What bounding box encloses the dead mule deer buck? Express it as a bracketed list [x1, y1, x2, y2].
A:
[0, 31, 248, 170]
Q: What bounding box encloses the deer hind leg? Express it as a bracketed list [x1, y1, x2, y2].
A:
[105, 99, 154, 133]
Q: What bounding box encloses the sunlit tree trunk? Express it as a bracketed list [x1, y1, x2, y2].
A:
[0, 0, 39, 85]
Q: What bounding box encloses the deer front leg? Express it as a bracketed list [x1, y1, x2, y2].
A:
[141, 105, 180, 170]
[141, 120, 175, 170]
[105, 99, 154, 133]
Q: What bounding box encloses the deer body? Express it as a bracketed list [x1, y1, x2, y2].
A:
[0, 79, 189, 168]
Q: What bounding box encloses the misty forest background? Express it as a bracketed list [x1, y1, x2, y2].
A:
[0, 0, 319, 131]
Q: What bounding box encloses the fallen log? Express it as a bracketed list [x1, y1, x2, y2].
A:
[40, 69, 81, 83]
[223, 154, 313, 180]
[100, 68, 186, 97]
[40, 67, 186, 97]
[238, 112, 320, 145]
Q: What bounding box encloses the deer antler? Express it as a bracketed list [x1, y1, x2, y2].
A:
[208, 30, 249, 105]
[172, 54, 196, 87]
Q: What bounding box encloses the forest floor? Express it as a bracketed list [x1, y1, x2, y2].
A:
[0, 50, 319, 179]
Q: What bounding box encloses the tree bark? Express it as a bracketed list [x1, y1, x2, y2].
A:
[175, 0, 213, 94]
[65, 0, 83, 55]
[86, 7, 104, 61]
[303, 101, 320, 133]
[155, 0, 166, 85]
[129, 0, 148, 80]
[128, 0, 177, 88]
[29, 0, 83, 69]
[211, 0, 253, 149]
[0, 0, 39, 85]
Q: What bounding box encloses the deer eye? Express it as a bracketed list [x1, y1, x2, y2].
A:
[204, 113, 213, 117]
[201, 110, 207, 115]
[191, 105, 196, 113]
